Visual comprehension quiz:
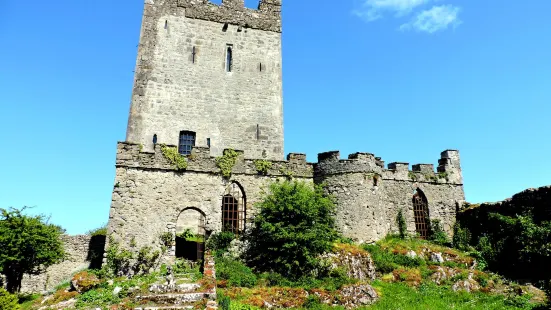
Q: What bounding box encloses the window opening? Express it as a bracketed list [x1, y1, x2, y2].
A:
[373, 175, 378, 187]
[413, 190, 430, 239]
[164, 20, 168, 30]
[222, 23, 229, 32]
[192, 46, 196, 64]
[178, 131, 196, 155]
[226, 46, 233, 72]
[259, 62, 263, 72]
[207, 138, 211, 148]
[222, 183, 246, 236]
[153, 134, 158, 145]
[256, 124, 260, 140]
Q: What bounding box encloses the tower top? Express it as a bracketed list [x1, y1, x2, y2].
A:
[176, 0, 282, 32]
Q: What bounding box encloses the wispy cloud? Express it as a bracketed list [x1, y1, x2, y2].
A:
[400, 5, 462, 33]
[353, 0, 432, 22]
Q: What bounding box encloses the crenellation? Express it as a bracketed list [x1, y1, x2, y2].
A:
[412, 164, 435, 174]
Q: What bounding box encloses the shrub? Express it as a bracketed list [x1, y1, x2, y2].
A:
[104, 236, 133, 276]
[216, 257, 257, 288]
[428, 219, 449, 246]
[452, 222, 472, 251]
[363, 244, 424, 274]
[396, 209, 407, 239]
[87, 225, 107, 237]
[244, 180, 339, 279]
[76, 288, 120, 308]
[0, 288, 19, 310]
[206, 231, 235, 255]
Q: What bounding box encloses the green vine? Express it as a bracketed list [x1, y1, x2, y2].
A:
[437, 172, 449, 181]
[408, 171, 419, 181]
[160, 144, 188, 171]
[216, 149, 239, 178]
[254, 160, 273, 175]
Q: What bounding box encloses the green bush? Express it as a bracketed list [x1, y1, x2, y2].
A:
[0, 288, 19, 310]
[216, 257, 257, 287]
[396, 209, 407, 239]
[428, 219, 450, 246]
[76, 288, 120, 308]
[87, 225, 107, 237]
[206, 231, 235, 255]
[452, 222, 472, 251]
[244, 180, 339, 279]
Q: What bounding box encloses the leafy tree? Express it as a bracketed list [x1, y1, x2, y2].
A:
[0, 207, 65, 293]
[244, 180, 339, 279]
[0, 287, 19, 309]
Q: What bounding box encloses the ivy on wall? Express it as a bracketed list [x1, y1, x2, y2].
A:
[254, 160, 273, 175]
[160, 144, 188, 171]
[216, 149, 239, 178]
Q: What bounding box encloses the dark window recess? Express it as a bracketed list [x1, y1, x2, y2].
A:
[226, 47, 233, 72]
[413, 190, 430, 239]
[153, 134, 158, 145]
[259, 62, 263, 72]
[256, 124, 260, 140]
[373, 176, 378, 187]
[164, 20, 168, 30]
[178, 131, 196, 155]
[192, 46, 196, 64]
[222, 183, 246, 236]
[207, 138, 211, 148]
[222, 23, 229, 32]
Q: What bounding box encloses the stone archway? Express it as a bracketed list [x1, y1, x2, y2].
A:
[413, 189, 430, 239]
[175, 207, 206, 262]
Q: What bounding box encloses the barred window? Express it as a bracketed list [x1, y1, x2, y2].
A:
[178, 131, 196, 155]
[413, 189, 430, 239]
[222, 182, 246, 236]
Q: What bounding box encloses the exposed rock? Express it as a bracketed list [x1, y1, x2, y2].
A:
[338, 284, 379, 308]
[113, 286, 122, 296]
[430, 266, 459, 285]
[70, 271, 100, 293]
[430, 252, 444, 264]
[452, 275, 481, 293]
[406, 250, 417, 259]
[321, 244, 376, 281]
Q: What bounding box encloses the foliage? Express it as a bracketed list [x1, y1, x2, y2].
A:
[244, 180, 339, 279]
[0, 207, 65, 293]
[104, 236, 133, 276]
[452, 222, 472, 251]
[159, 232, 174, 247]
[396, 209, 407, 239]
[172, 259, 203, 281]
[206, 231, 235, 255]
[0, 288, 19, 310]
[427, 219, 450, 246]
[217, 257, 258, 288]
[176, 229, 204, 242]
[278, 167, 294, 179]
[160, 144, 188, 171]
[253, 160, 273, 175]
[76, 288, 120, 309]
[363, 243, 425, 274]
[86, 225, 107, 237]
[135, 246, 161, 274]
[408, 171, 418, 181]
[216, 149, 240, 178]
[457, 203, 551, 286]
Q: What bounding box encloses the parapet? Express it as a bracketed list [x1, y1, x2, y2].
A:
[114, 142, 312, 178]
[177, 0, 282, 32]
[315, 149, 463, 185]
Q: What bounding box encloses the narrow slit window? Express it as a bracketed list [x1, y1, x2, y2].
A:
[153, 134, 158, 145]
[178, 131, 196, 155]
[222, 23, 229, 32]
[226, 46, 233, 72]
[207, 138, 211, 148]
[192, 46, 196, 64]
[164, 20, 168, 30]
[259, 62, 263, 72]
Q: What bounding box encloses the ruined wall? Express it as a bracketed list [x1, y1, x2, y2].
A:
[126, 0, 284, 160]
[315, 150, 465, 243]
[107, 142, 312, 254]
[19, 235, 105, 293]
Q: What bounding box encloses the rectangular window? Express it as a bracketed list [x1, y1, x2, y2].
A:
[178, 131, 196, 155]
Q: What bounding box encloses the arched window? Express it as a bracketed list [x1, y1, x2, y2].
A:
[226, 46, 233, 72]
[413, 189, 430, 239]
[222, 182, 246, 235]
[178, 131, 196, 155]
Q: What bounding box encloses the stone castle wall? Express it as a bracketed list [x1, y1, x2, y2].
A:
[126, 0, 284, 160]
[107, 142, 465, 255]
[19, 235, 105, 293]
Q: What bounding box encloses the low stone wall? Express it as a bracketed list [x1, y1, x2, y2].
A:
[20, 234, 105, 293]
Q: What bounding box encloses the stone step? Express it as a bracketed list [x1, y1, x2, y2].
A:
[135, 306, 194, 310]
[136, 292, 214, 305]
[148, 283, 201, 294]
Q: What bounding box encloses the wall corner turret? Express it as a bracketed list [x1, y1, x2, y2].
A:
[438, 150, 463, 184]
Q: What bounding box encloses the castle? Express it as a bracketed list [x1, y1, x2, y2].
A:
[105, 0, 466, 260]
[18, 0, 465, 292]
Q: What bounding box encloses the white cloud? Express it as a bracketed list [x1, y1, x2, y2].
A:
[353, 0, 432, 22]
[400, 5, 462, 33]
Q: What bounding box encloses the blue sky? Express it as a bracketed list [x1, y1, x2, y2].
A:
[1, 0, 550, 234]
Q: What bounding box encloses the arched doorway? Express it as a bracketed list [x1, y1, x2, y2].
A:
[412, 189, 430, 239]
[222, 182, 246, 236]
[175, 208, 206, 262]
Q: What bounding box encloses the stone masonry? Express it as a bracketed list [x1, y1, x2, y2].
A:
[126, 0, 284, 160]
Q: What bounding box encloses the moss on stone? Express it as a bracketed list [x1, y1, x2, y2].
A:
[254, 160, 273, 175]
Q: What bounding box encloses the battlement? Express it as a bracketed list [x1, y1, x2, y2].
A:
[176, 0, 282, 32]
[115, 142, 312, 178]
[314, 150, 463, 184]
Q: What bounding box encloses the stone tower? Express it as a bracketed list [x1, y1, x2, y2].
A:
[126, 0, 284, 160]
